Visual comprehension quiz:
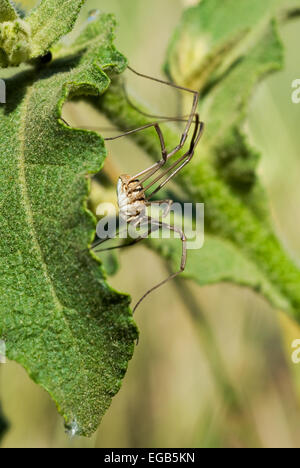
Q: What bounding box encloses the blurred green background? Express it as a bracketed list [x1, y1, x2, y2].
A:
[1, 0, 300, 448]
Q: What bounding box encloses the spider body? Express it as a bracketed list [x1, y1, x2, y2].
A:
[117, 175, 146, 223]
[65, 66, 205, 312]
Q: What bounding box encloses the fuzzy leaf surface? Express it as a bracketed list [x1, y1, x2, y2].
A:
[27, 0, 85, 58]
[0, 0, 17, 22]
[0, 13, 138, 437]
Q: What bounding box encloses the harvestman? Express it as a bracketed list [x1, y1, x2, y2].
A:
[65, 67, 204, 312]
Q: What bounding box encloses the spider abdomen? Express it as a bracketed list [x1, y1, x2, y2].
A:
[117, 175, 146, 222]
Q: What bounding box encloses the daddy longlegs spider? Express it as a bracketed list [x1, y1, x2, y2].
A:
[63, 66, 204, 313]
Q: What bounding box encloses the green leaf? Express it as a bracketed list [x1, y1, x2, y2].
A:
[27, 0, 85, 58]
[161, 0, 300, 316]
[96, 0, 300, 321]
[165, 0, 300, 90]
[199, 22, 283, 218]
[0, 1, 17, 22]
[0, 13, 137, 437]
[0, 0, 86, 67]
[0, 17, 31, 66]
[148, 234, 290, 312]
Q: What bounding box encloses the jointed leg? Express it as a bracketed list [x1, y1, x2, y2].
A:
[62, 66, 202, 195]
[146, 199, 173, 217]
[104, 120, 173, 185]
[132, 218, 187, 313]
[61, 116, 169, 181]
[92, 218, 160, 252]
[128, 66, 199, 155]
[148, 122, 204, 199]
[141, 119, 205, 200]
[93, 237, 143, 253]
[121, 77, 195, 123]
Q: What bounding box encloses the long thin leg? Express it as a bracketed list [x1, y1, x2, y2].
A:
[71, 116, 198, 132]
[129, 110, 200, 185]
[104, 117, 202, 187]
[128, 66, 199, 152]
[121, 78, 194, 122]
[121, 66, 200, 185]
[62, 66, 201, 189]
[131, 114, 201, 195]
[132, 218, 187, 314]
[138, 119, 204, 201]
[147, 121, 205, 199]
[61, 116, 170, 182]
[61, 116, 167, 159]
[93, 237, 143, 253]
[93, 220, 160, 252]
[146, 199, 173, 217]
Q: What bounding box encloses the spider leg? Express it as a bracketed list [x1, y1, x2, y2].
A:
[104, 121, 167, 161]
[93, 218, 159, 253]
[61, 117, 168, 170]
[129, 115, 202, 192]
[104, 120, 171, 184]
[61, 116, 171, 187]
[93, 237, 143, 253]
[121, 78, 194, 122]
[124, 66, 201, 190]
[130, 115, 201, 200]
[132, 217, 187, 314]
[128, 66, 199, 154]
[146, 199, 173, 218]
[141, 119, 204, 200]
[147, 121, 205, 199]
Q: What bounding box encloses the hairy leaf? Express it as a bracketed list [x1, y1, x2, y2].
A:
[0, 13, 137, 437]
[165, 0, 300, 90]
[0, 17, 31, 67]
[0, 0, 85, 67]
[96, 0, 300, 321]
[0, 0, 17, 22]
[27, 0, 85, 58]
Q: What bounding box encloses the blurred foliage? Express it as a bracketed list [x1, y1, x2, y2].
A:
[1, 0, 300, 448]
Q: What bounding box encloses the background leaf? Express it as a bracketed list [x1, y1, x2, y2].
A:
[165, 0, 300, 90]
[148, 233, 290, 312]
[0, 13, 137, 437]
[27, 0, 85, 58]
[0, 1, 17, 22]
